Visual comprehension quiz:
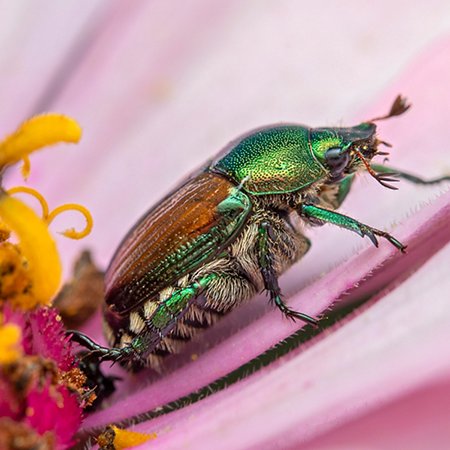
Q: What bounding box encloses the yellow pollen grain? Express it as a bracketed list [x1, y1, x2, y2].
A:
[0, 114, 82, 170]
[0, 222, 10, 241]
[110, 426, 156, 449]
[0, 193, 62, 307]
[0, 241, 33, 308]
[47, 203, 93, 240]
[0, 322, 22, 364]
[21, 156, 31, 180]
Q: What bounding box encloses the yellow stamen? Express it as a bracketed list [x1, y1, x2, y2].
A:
[0, 114, 82, 170]
[0, 222, 10, 241]
[7, 186, 50, 220]
[21, 156, 31, 180]
[0, 321, 22, 364]
[106, 426, 156, 449]
[6, 188, 93, 240]
[0, 241, 33, 309]
[0, 193, 62, 307]
[47, 203, 93, 240]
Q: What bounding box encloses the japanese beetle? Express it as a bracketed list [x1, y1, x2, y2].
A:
[70, 96, 449, 370]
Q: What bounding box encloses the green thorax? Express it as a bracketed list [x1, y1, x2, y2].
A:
[211, 125, 327, 195]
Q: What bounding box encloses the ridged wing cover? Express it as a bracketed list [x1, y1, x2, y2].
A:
[104, 172, 251, 315]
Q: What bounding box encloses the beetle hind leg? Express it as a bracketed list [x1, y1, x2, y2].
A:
[68, 329, 137, 363]
[68, 329, 111, 355]
[110, 274, 218, 369]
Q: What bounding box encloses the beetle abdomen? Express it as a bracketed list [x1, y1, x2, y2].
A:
[103, 205, 311, 371]
[104, 172, 251, 317]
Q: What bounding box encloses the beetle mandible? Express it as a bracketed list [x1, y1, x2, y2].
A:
[70, 96, 449, 370]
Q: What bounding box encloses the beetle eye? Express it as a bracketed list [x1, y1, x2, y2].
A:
[325, 147, 350, 177]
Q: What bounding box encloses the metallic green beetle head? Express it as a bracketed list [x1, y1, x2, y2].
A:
[310, 95, 411, 187]
[212, 96, 409, 195]
[212, 122, 379, 195]
[310, 121, 378, 181]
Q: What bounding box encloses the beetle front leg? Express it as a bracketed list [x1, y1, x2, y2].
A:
[371, 163, 450, 186]
[258, 221, 319, 326]
[300, 204, 406, 252]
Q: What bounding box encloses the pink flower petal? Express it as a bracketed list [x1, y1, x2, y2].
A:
[0, 1, 107, 133]
[300, 378, 450, 450]
[2, 3, 450, 446]
[4, 2, 450, 275]
[82, 35, 450, 429]
[5, 0, 237, 276]
[82, 186, 450, 431]
[131, 223, 450, 449]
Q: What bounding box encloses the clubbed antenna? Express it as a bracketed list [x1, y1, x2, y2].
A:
[369, 95, 411, 122]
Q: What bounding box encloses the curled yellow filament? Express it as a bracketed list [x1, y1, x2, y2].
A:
[47, 203, 93, 240]
[7, 186, 50, 219]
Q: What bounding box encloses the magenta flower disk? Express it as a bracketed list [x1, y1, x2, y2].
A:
[26, 383, 82, 450]
[25, 307, 75, 372]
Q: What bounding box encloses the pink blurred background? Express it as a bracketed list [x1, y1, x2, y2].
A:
[1, 1, 450, 275]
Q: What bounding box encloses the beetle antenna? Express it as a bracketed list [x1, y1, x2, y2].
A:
[353, 148, 400, 190]
[369, 95, 411, 122]
[378, 140, 392, 148]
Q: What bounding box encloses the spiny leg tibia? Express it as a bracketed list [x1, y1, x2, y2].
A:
[301, 204, 406, 252]
[258, 221, 319, 326]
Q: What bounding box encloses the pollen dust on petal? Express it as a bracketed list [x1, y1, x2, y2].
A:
[97, 425, 157, 450]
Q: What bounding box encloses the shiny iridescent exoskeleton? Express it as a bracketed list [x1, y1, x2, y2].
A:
[71, 96, 449, 370]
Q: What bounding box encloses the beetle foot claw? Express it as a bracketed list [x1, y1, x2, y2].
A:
[284, 309, 320, 327]
[358, 225, 405, 253]
[374, 171, 400, 190]
[272, 295, 319, 327]
[359, 226, 379, 247]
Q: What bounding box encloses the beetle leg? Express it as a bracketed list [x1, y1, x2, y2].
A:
[335, 174, 356, 207]
[300, 204, 406, 252]
[371, 163, 450, 186]
[117, 274, 217, 367]
[258, 221, 319, 327]
[67, 330, 133, 363]
[70, 275, 217, 368]
[68, 329, 110, 354]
